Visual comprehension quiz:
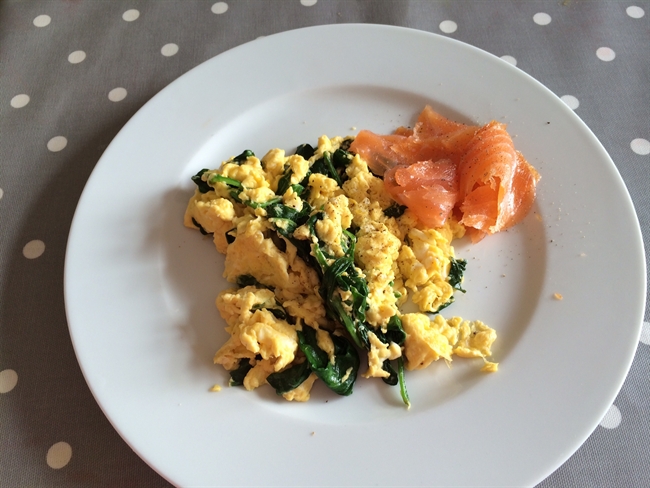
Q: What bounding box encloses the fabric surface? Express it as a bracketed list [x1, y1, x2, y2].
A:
[1, 1, 649, 486]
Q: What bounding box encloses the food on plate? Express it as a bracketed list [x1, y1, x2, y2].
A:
[350, 105, 540, 241]
[184, 106, 537, 407]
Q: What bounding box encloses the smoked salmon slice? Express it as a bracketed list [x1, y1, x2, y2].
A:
[458, 120, 516, 233]
[349, 105, 540, 239]
[384, 159, 459, 228]
[413, 104, 478, 138]
[458, 121, 540, 237]
[348, 130, 409, 175]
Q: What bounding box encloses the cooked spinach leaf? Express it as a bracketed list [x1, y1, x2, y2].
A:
[266, 361, 312, 395]
[244, 196, 282, 209]
[309, 151, 341, 186]
[432, 296, 454, 314]
[251, 302, 290, 322]
[229, 189, 243, 203]
[266, 201, 312, 222]
[338, 138, 353, 152]
[332, 148, 353, 168]
[306, 221, 372, 350]
[209, 174, 242, 188]
[295, 143, 315, 160]
[191, 218, 210, 236]
[276, 166, 293, 196]
[229, 358, 253, 387]
[374, 316, 406, 391]
[375, 315, 406, 346]
[232, 149, 254, 163]
[298, 326, 359, 396]
[383, 203, 408, 218]
[448, 257, 467, 293]
[266, 201, 313, 239]
[381, 360, 398, 386]
[397, 356, 410, 408]
[236, 274, 269, 289]
[191, 168, 212, 193]
[225, 228, 236, 245]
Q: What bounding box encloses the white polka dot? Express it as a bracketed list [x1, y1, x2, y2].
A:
[640, 321, 650, 344]
[533, 12, 552, 25]
[596, 47, 616, 61]
[561, 95, 580, 110]
[47, 442, 72, 469]
[627, 6, 645, 18]
[211, 2, 228, 14]
[631, 138, 650, 156]
[439, 20, 458, 34]
[122, 9, 140, 22]
[301, 0, 317, 6]
[10, 94, 30, 108]
[108, 87, 127, 102]
[33, 15, 51, 27]
[47, 136, 68, 152]
[23, 240, 45, 259]
[67, 50, 86, 64]
[0, 369, 18, 393]
[161, 43, 179, 57]
[501, 55, 517, 66]
[599, 404, 622, 429]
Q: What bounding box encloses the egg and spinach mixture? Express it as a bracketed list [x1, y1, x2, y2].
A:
[184, 135, 498, 407]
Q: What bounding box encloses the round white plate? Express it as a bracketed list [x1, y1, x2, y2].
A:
[65, 24, 646, 487]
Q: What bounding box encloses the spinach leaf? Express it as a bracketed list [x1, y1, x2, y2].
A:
[448, 257, 467, 293]
[225, 228, 236, 245]
[276, 166, 293, 196]
[236, 274, 270, 289]
[329, 298, 369, 349]
[304, 214, 372, 350]
[266, 361, 312, 395]
[251, 302, 290, 322]
[374, 316, 406, 388]
[209, 174, 242, 188]
[338, 138, 353, 152]
[381, 360, 398, 386]
[383, 203, 408, 218]
[397, 356, 410, 408]
[267, 201, 312, 239]
[191, 168, 213, 193]
[229, 358, 253, 387]
[298, 326, 359, 396]
[191, 218, 211, 236]
[295, 143, 315, 160]
[232, 149, 254, 164]
[332, 148, 353, 169]
[319, 254, 370, 349]
[244, 196, 283, 210]
[432, 296, 454, 314]
[310, 151, 341, 186]
[375, 315, 406, 346]
[332, 148, 354, 184]
[377, 348, 411, 408]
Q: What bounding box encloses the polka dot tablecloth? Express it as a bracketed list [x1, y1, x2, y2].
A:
[1, 1, 649, 486]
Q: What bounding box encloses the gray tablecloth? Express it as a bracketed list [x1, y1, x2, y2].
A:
[1, 1, 649, 486]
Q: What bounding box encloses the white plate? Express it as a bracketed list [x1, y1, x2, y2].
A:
[64, 24, 646, 487]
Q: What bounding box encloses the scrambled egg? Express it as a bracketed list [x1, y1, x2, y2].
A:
[184, 136, 498, 406]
